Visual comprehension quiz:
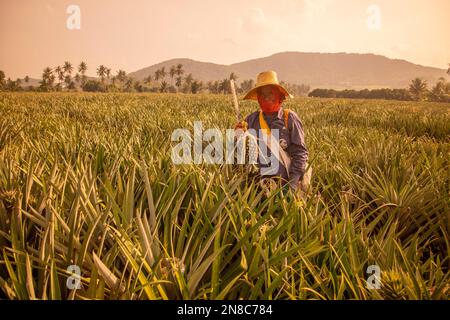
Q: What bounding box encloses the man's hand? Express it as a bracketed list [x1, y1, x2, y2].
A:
[234, 120, 248, 131]
[288, 172, 303, 191]
[289, 167, 312, 195]
[234, 120, 248, 139]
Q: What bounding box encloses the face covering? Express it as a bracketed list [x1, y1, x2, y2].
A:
[257, 86, 282, 113]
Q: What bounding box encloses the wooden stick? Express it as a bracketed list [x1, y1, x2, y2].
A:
[230, 79, 241, 121]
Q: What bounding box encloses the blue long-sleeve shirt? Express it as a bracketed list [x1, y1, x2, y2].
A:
[244, 107, 308, 188]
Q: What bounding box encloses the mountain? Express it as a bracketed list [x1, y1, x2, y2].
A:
[128, 52, 448, 89]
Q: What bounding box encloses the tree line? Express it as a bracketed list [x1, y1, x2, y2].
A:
[0, 62, 205, 93]
[0, 64, 310, 96]
[5, 62, 448, 101]
[308, 65, 450, 103]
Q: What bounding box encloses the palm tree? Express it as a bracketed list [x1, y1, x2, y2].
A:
[144, 75, 152, 88]
[134, 80, 144, 92]
[430, 80, 445, 102]
[97, 65, 107, 84]
[409, 78, 428, 101]
[78, 61, 88, 86]
[182, 73, 194, 93]
[160, 81, 168, 93]
[78, 61, 87, 74]
[74, 73, 81, 84]
[175, 76, 182, 91]
[40, 67, 55, 91]
[153, 68, 166, 86]
[184, 73, 193, 86]
[169, 65, 177, 86]
[63, 62, 73, 90]
[124, 78, 133, 92]
[191, 80, 203, 94]
[176, 64, 184, 77]
[116, 70, 127, 91]
[219, 78, 231, 94]
[116, 70, 127, 82]
[160, 67, 166, 81]
[55, 66, 64, 86]
[105, 68, 111, 83]
[229, 72, 238, 81]
[24, 76, 29, 83]
[63, 61, 73, 75]
[154, 69, 161, 82]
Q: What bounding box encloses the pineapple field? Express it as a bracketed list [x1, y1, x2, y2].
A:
[0, 92, 449, 300]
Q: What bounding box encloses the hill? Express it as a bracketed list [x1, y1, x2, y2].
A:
[128, 52, 448, 89]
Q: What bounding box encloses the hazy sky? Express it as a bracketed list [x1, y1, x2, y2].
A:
[1, 0, 449, 79]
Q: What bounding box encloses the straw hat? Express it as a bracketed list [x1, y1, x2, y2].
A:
[243, 70, 293, 100]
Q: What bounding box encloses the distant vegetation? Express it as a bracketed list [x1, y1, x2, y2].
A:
[1, 61, 449, 102]
[309, 77, 450, 103]
[1, 62, 204, 94]
[0, 63, 309, 96]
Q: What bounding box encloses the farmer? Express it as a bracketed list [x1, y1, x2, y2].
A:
[236, 70, 310, 193]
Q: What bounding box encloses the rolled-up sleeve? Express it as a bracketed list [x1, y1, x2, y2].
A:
[287, 111, 308, 188]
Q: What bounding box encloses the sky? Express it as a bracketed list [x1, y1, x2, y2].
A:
[0, 0, 449, 79]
